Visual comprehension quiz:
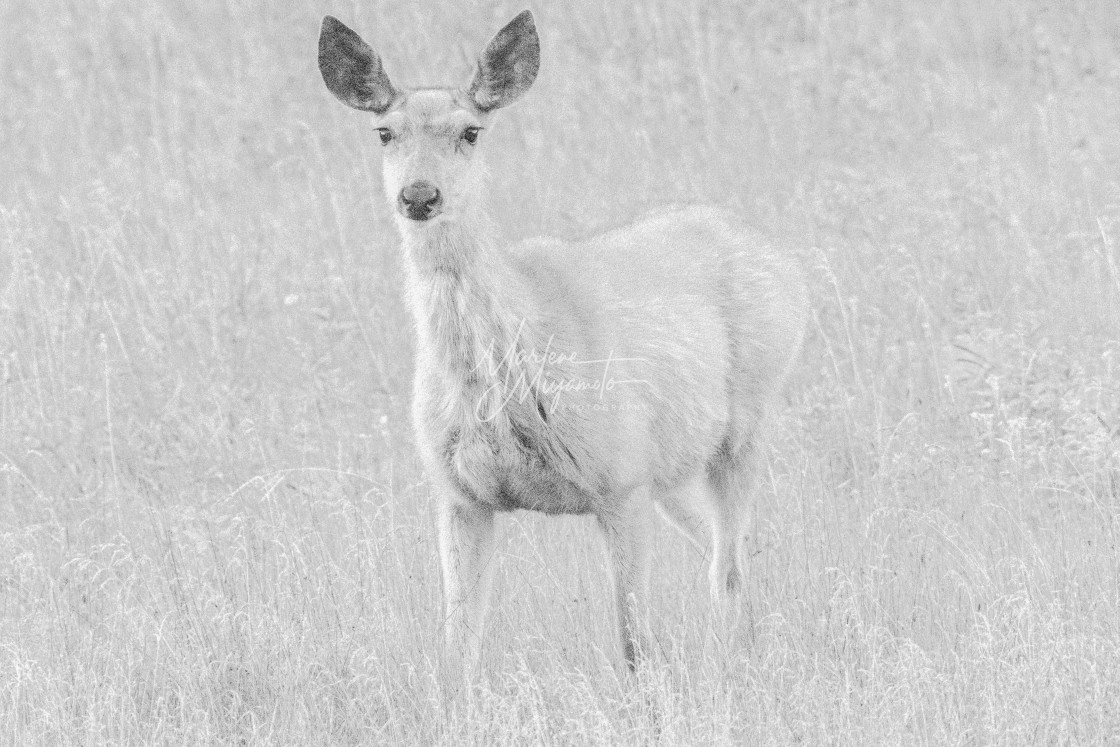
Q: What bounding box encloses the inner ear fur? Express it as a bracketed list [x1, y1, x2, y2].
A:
[319, 16, 400, 114]
[467, 10, 540, 112]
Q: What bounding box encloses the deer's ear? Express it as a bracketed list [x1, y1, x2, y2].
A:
[318, 16, 399, 113]
[467, 10, 539, 112]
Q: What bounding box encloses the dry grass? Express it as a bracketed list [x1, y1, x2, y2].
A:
[2, 0, 1119, 743]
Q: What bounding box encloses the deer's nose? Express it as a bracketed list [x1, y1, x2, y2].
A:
[398, 181, 442, 221]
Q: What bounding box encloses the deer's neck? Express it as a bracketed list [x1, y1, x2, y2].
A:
[403, 219, 534, 398]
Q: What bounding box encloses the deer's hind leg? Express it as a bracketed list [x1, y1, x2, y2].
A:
[652, 474, 712, 554]
[706, 434, 761, 599]
[653, 456, 753, 607]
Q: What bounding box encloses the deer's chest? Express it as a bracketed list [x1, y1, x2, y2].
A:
[432, 410, 596, 516]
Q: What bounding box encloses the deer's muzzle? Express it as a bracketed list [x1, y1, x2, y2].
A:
[398, 181, 442, 221]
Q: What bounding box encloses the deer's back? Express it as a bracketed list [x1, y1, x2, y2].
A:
[502, 204, 806, 492]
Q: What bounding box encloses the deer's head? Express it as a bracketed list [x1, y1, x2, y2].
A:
[318, 11, 539, 226]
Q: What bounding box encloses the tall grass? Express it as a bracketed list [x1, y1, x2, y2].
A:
[2, 0, 1118, 743]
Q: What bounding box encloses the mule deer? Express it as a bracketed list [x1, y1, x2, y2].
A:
[318, 10, 807, 675]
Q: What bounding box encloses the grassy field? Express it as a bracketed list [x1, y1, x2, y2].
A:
[2, 0, 1119, 743]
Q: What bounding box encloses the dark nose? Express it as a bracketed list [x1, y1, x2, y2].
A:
[398, 181, 442, 221]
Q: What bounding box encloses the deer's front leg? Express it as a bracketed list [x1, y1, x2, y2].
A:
[597, 488, 655, 672]
[438, 495, 497, 681]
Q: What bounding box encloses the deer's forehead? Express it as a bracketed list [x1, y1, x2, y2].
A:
[382, 89, 479, 134]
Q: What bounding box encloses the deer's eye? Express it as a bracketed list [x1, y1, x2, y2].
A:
[376, 128, 393, 145]
[461, 127, 481, 145]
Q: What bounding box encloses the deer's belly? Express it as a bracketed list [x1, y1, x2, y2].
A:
[492, 467, 596, 515]
[442, 426, 598, 515]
